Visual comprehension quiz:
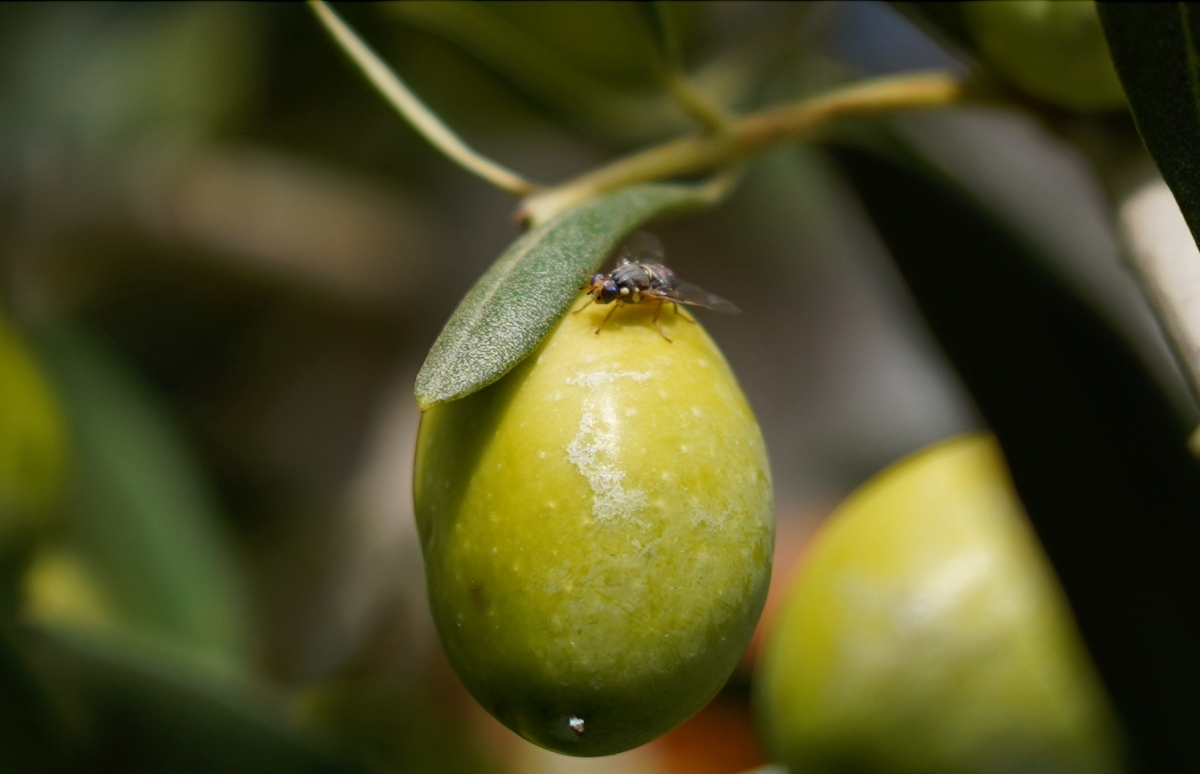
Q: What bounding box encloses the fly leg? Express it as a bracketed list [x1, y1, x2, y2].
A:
[652, 300, 673, 343]
[594, 301, 621, 335]
[573, 296, 595, 315]
[672, 302, 695, 324]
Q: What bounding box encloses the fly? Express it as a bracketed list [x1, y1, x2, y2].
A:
[574, 232, 738, 343]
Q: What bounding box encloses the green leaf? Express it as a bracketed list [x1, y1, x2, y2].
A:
[0, 627, 72, 773]
[0, 308, 67, 549]
[23, 625, 368, 774]
[1099, 4, 1200, 246]
[33, 325, 251, 674]
[384, 2, 686, 144]
[831, 143, 1200, 772]
[414, 183, 711, 410]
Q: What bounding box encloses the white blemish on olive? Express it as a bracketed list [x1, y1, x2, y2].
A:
[567, 405, 647, 522]
[567, 371, 652, 388]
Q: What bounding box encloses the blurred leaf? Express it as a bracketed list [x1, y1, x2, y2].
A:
[831, 143, 1200, 772]
[385, 1, 688, 143]
[414, 183, 712, 410]
[33, 325, 251, 675]
[0, 309, 67, 549]
[627, 2, 694, 76]
[3, 4, 258, 156]
[1099, 4, 1200, 247]
[300, 677, 498, 774]
[0, 625, 72, 773]
[24, 625, 368, 774]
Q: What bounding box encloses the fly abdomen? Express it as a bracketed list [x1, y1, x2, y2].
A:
[644, 264, 681, 296]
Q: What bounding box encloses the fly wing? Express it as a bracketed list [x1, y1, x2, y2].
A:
[674, 280, 740, 313]
[616, 231, 665, 265]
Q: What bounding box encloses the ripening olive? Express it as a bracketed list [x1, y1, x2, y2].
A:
[756, 434, 1125, 774]
[414, 296, 773, 756]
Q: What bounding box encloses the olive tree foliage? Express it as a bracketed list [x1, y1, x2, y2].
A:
[1, 2, 1200, 772]
[320, 2, 1200, 770]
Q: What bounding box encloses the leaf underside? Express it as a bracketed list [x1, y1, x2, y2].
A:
[1099, 3, 1200, 248]
[832, 143, 1200, 773]
[414, 183, 711, 410]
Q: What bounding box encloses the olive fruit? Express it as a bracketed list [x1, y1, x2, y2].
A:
[414, 296, 773, 756]
[964, 0, 1126, 112]
[756, 434, 1124, 774]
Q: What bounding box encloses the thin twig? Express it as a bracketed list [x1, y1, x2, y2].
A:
[649, 2, 732, 133]
[664, 74, 732, 134]
[309, 0, 540, 196]
[697, 164, 744, 205]
[519, 70, 969, 225]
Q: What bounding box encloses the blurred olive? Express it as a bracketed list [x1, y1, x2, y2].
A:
[964, 1, 1125, 111]
[756, 434, 1125, 774]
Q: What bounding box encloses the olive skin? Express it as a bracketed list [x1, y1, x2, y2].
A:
[414, 296, 773, 756]
[756, 434, 1124, 774]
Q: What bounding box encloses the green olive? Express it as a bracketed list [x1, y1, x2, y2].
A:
[756, 434, 1124, 774]
[414, 296, 773, 756]
[964, 1, 1126, 112]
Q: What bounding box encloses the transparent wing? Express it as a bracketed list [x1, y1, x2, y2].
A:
[616, 231, 665, 265]
[673, 280, 740, 313]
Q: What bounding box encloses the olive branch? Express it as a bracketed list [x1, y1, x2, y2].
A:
[308, 0, 969, 226]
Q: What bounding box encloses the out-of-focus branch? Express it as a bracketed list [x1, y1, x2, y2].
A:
[645, 1, 731, 133]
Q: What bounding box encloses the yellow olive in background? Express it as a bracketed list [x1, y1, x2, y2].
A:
[23, 546, 120, 635]
[0, 311, 66, 546]
[964, 1, 1126, 112]
[414, 298, 773, 757]
[756, 434, 1125, 774]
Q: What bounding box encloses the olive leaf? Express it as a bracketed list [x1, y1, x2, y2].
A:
[414, 183, 711, 410]
[832, 143, 1200, 772]
[1098, 4, 1200, 247]
[23, 626, 369, 773]
[33, 325, 251, 673]
[0, 630, 71, 773]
